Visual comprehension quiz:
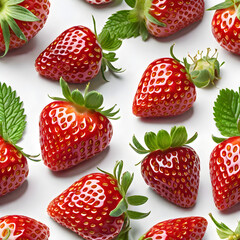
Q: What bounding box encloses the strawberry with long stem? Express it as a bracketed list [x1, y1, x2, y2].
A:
[0, 82, 39, 196]
[0, 0, 50, 57]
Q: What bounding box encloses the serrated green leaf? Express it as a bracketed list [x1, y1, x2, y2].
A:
[156, 130, 171, 151]
[121, 172, 134, 195]
[127, 210, 150, 219]
[0, 82, 26, 144]
[98, 30, 122, 51]
[110, 198, 128, 217]
[144, 132, 158, 151]
[125, 0, 136, 8]
[213, 88, 240, 137]
[127, 195, 148, 206]
[171, 126, 188, 148]
[102, 10, 140, 39]
[207, 0, 233, 11]
[8, 5, 39, 22]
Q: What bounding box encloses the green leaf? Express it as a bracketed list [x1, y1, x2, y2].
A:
[171, 126, 188, 148]
[144, 12, 166, 27]
[110, 198, 128, 217]
[6, 17, 26, 41]
[212, 135, 227, 144]
[234, 221, 240, 235]
[144, 132, 158, 151]
[0, 82, 26, 144]
[186, 132, 198, 144]
[213, 88, 240, 137]
[139, 21, 149, 41]
[85, 91, 104, 109]
[98, 30, 122, 51]
[121, 172, 134, 195]
[131, 135, 147, 151]
[102, 10, 140, 39]
[71, 90, 84, 106]
[8, 5, 39, 22]
[190, 70, 211, 88]
[0, 20, 10, 57]
[127, 210, 150, 219]
[60, 78, 73, 101]
[127, 195, 148, 206]
[125, 0, 136, 8]
[207, 0, 233, 11]
[156, 130, 171, 151]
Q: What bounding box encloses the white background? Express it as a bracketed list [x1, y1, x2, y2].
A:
[1, 0, 240, 239]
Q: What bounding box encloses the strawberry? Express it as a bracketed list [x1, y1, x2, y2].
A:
[85, 0, 112, 5]
[47, 160, 150, 240]
[35, 18, 122, 83]
[0, 82, 39, 196]
[130, 126, 200, 208]
[208, 0, 240, 55]
[139, 216, 208, 240]
[101, 0, 204, 40]
[132, 46, 222, 117]
[39, 78, 119, 171]
[210, 88, 240, 211]
[0, 0, 50, 57]
[209, 213, 240, 239]
[0, 215, 50, 239]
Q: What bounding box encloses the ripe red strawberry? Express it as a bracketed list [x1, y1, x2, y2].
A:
[139, 216, 208, 240]
[210, 88, 240, 211]
[132, 46, 221, 117]
[209, 1, 240, 55]
[35, 19, 122, 83]
[39, 78, 120, 171]
[130, 126, 200, 208]
[85, 0, 112, 5]
[0, 215, 50, 239]
[47, 160, 150, 240]
[0, 82, 39, 196]
[101, 0, 204, 40]
[0, 0, 50, 57]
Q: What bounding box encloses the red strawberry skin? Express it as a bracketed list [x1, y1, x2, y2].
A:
[132, 58, 196, 117]
[0, 0, 50, 52]
[35, 26, 103, 83]
[0, 215, 50, 239]
[39, 101, 113, 171]
[142, 216, 208, 240]
[0, 137, 29, 196]
[85, 0, 112, 4]
[47, 173, 124, 240]
[146, 0, 204, 38]
[141, 146, 200, 208]
[210, 136, 240, 210]
[212, 7, 240, 55]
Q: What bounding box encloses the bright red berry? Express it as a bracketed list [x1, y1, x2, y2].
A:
[132, 46, 221, 118]
[209, 1, 240, 55]
[35, 20, 122, 83]
[0, 0, 50, 56]
[39, 78, 119, 171]
[0, 215, 50, 239]
[130, 126, 200, 208]
[139, 216, 208, 240]
[47, 161, 149, 240]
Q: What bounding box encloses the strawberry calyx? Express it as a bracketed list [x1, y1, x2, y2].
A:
[170, 45, 223, 88]
[209, 213, 240, 240]
[98, 160, 150, 240]
[2, 228, 10, 240]
[50, 78, 120, 120]
[0, 0, 40, 57]
[130, 126, 198, 156]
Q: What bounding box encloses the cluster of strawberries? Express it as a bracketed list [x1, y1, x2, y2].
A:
[1, 0, 240, 239]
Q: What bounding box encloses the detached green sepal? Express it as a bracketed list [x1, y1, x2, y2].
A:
[130, 126, 197, 155]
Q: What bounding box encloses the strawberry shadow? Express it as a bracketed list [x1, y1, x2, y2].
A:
[218, 202, 240, 215]
[49, 147, 110, 178]
[0, 181, 29, 206]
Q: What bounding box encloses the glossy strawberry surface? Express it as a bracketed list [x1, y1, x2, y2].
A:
[35, 26, 102, 83]
[210, 136, 240, 210]
[0, 137, 28, 196]
[47, 173, 124, 240]
[141, 216, 208, 240]
[141, 146, 200, 208]
[146, 0, 204, 38]
[39, 101, 113, 171]
[0, 0, 50, 52]
[132, 58, 196, 117]
[85, 0, 112, 4]
[212, 7, 240, 55]
[0, 215, 50, 239]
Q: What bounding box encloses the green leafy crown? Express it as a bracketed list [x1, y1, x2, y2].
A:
[50, 78, 120, 120]
[0, 0, 40, 57]
[100, 0, 166, 41]
[0, 82, 39, 161]
[212, 88, 240, 143]
[98, 160, 150, 240]
[170, 45, 223, 88]
[208, 0, 240, 21]
[130, 126, 198, 156]
[209, 213, 240, 240]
